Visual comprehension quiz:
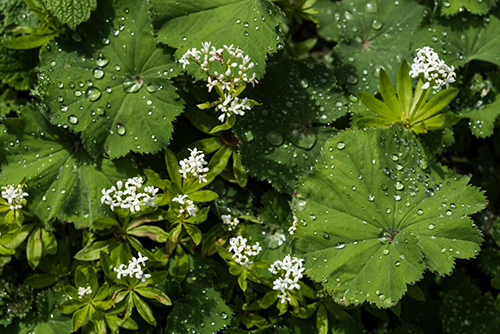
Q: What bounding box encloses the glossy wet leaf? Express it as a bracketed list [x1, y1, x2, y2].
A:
[414, 9, 500, 68]
[233, 60, 346, 193]
[41, 0, 97, 30]
[149, 0, 284, 79]
[0, 105, 137, 228]
[39, 0, 184, 158]
[438, 0, 498, 16]
[292, 126, 484, 307]
[316, 0, 424, 92]
[459, 91, 500, 138]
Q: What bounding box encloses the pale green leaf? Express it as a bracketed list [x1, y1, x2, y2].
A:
[358, 92, 400, 121]
[149, 0, 284, 79]
[39, 0, 184, 158]
[292, 126, 484, 307]
[378, 69, 401, 115]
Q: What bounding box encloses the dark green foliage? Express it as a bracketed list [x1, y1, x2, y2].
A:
[0, 279, 34, 327]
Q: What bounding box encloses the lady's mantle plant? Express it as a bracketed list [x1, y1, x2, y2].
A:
[0, 0, 498, 333]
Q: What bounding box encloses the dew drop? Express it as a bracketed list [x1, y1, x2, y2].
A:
[96, 57, 109, 67]
[93, 68, 105, 79]
[337, 142, 346, 150]
[335, 242, 345, 249]
[68, 115, 78, 125]
[85, 87, 102, 102]
[116, 123, 126, 136]
[266, 130, 284, 146]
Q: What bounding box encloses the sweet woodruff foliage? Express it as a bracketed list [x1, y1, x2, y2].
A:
[0, 0, 499, 333]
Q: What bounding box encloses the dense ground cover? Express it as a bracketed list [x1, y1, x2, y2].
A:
[1, 0, 500, 333]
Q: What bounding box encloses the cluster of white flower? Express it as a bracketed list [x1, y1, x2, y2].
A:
[228, 236, 262, 267]
[178, 42, 258, 123]
[179, 148, 209, 184]
[101, 177, 159, 213]
[217, 94, 252, 122]
[1, 184, 28, 210]
[113, 252, 151, 283]
[178, 43, 257, 86]
[409, 46, 456, 90]
[221, 214, 240, 231]
[77, 286, 92, 299]
[172, 194, 197, 217]
[269, 255, 305, 303]
[288, 215, 299, 235]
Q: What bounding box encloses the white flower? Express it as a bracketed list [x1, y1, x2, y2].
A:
[178, 148, 209, 183]
[77, 286, 92, 299]
[217, 94, 251, 122]
[173, 194, 197, 217]
[1, 184, 29, 210]
[269, 255, 305, 303]
[288, 215, 299, 235]
[100, 177, 159, 213]
[221, 214, 240, 231]
[228, 236, 262, 267]
[409, 46, 456, 91]
[113, 252, 151, 283]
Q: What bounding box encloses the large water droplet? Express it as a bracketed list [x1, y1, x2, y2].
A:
[123, 76, 143, 93]
[68, 115, 78, 125]
[287, 123, 317, 150]
[371, 19, 383, 30]
[266, 130, 284, 146]
[335, 242, 345, 249]
[242, 130, 254, 142]
[85, 87, 102, 102]
[116, 123, 126, 135]
[262, 224, 286, 249]
[93, 68, 105, 80]
[337, 142, 346, 150]
[96, 57, 109, 67]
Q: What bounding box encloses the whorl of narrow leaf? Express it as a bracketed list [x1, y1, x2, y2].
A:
[291, 126, 485, 308]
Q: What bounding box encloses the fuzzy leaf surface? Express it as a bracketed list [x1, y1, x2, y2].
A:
[39, 0, 184, 158]
[292, 126, 484, 307]
[149, 0, 284, 79]
[316, 0, 424, 93]
[438, 0, 498, 16]
[41, 0, 97, 30]
[0, 106, 137, 227]
[233, 60, 346, 193]
[414, 9, 500, 68]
